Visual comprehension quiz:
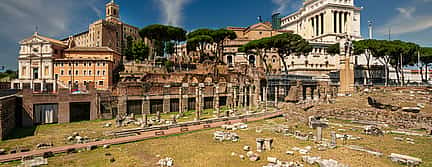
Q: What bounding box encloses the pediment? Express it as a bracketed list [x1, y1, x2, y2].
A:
[245, 23, 273, 32]
[20, 36, 49, 45]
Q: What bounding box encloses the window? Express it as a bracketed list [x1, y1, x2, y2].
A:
[89, 70, 92, 75]
[68, 70, 72, 75]
[102, 70, 106, 76]
[68, 81, 72, 85]
[44, 66, 49, 76]
[97, 70, 100, 76]
[84, 70, 87, 75]
[21, 67, 26, 76]
[98, 81, 104, 86]
[60, 70, 64, 75]
[75, 70, 78, 75]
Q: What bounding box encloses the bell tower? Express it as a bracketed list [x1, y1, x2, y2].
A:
[106, 0, 120, 21]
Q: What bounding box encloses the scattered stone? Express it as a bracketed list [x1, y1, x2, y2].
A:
[72, 132, 79, 137]
[393, 137, 404, 141]
[256, 138, 264, 152]
[103, 144, 110, 149]
[267, 157, 278, 163]
[389, 153, 422, 166]
[105, 153, 112, 156]
[286, 151, 294, 155]
[346, 145, 383, 157]
[21, 157, 48, 167]
[243, 145, 250, 151]
[302, 156, 320, 164]
[364, 125, 384, 136]
[109, 157, 116, 163]
[42, 151, 54, 158]
[264, 138, 273, 151]
[104, 123, 112, 128]
[231, 152, 237, 156]
[157, 157, 174, 167]
[36, 143, 53, 149]
[302, 156, 348, 167]
[401, 107, 421, 113]
[213, 131, 239, 142]
[417, 103, 425, 109]
[0, 149, 6, 155]
[246, 151, 260, 161]
[239, 155, 245, 160]
[86, 145, 97, 151]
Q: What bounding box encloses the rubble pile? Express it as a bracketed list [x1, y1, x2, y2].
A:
[302, 156, 349, 167]
[388, 153, 422, 166]
[213, 131, 239, 142]
[264, 157, 303, 167]
[157, 157, 174, 167]
[222, 123, 248, 130]
[363, 125, 384, 136]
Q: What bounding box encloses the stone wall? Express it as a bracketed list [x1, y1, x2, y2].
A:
[21, 85, 99, 127]
[0, 95, 17, 140]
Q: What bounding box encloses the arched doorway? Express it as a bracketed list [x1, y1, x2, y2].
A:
[249, 55, 255, 66]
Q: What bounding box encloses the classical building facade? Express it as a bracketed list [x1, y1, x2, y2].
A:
[224, 22, 289, 74]
[62, 0, 142, 54]
[279, 0, 362, 76]
[11, 32, 68, 92]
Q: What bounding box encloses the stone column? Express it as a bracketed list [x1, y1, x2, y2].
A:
[249, 85, 253, 111]
[256, 138, 264, 152]
[264, 138, 273, 151]
[339, 11, 343, 33]
[244, 85, 248, 113]
[215, 84, 220, 117]
[264, 86, 268, 112]
[331, 131, 337, 146]
[141, 98, 150, 127]
[233, 86, 237, 112]
[316, 126, 323, 142]
[313, 87, 319, 100]
[179, 87, 183, 114]
[306, 87, 312, 100]
[195, 86, 200, 121]
[163, 96, 170, 113]
[316, 15, 319, 36]
[274, 86, 278, 106]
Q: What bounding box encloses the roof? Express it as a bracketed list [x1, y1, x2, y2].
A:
[65, 47, 118, 54]
[20, 32, 67, 46]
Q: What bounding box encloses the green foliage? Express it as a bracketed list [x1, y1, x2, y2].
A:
[327, 43, 340, 55]
[240, 33, 311, 74]
[420, 47, 432, 64]
[165, 42, 175, 56]
[129, 40, 149, 61]
[0, 70, 17, 80]
[186, 28, 237, 63]
[140, 24, 187, 58]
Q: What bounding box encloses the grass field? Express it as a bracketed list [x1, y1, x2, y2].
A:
[2, 116, 430, 167]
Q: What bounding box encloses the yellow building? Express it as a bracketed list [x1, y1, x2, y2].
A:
[54, 47, 121, 90]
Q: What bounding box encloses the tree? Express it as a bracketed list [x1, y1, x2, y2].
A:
[270, 33, 312, 74]
[386, 40, 418, 86]
[353, 40, 375, 84]
[327, 43, 340, 55]
[420, 47, 432, 82]
[140, 24, 187, 60]
[187, 29, 215, 63]
[129, 40, 149, 61]
[239, 37, 272, 73]
[210, 29, 237, 63]
[124, 36, 134, 61]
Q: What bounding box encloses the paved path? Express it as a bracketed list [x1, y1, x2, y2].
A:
[0, 111, 284, 162]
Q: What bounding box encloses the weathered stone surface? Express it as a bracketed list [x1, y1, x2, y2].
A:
[389, 153, 422, 166]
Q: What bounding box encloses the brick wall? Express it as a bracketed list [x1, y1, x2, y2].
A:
[0, 95, 17, 140]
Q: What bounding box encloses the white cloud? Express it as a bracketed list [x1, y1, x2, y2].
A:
[271, 0, 301, 14]
[377, 7, 432, 35]
[0, 0, 105, 69]
[155, 0, 191, 26]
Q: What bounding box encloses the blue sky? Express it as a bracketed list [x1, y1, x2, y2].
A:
[1, 0, 432, 70]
